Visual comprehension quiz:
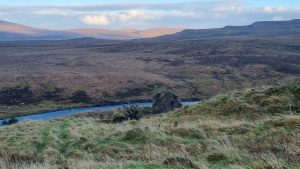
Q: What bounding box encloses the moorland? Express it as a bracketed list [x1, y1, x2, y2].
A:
[0, 36, 299, 118]
[0, 18, 300, 169]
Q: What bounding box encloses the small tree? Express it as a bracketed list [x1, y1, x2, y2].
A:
[112, 105, 141, 123]
[8, 117, 18, 124]
[124, 105, 141, 120]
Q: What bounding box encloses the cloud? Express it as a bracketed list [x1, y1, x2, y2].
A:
[262, 6, 273, 13]
[262, 6, 299, 13]
[32, 9, 75, 16]
[82, 15, 110, 25]
[213, 4, 244, 13]
[81, 9, 197, 26]
[0, 1, 300, 29]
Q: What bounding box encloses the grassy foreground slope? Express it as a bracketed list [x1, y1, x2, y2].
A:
[0, 82, 299, 169]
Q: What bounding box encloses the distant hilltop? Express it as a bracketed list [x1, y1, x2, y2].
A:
[1, 19, 300, 41]
[157, 19, 300, 41]
[0, 20, 183, 41]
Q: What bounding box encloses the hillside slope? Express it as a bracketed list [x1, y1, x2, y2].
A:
[0, 20, 41, 35]
[0, 83, 299, 169]
[157, 19, 300, 40]
[0, 20, 78, 41]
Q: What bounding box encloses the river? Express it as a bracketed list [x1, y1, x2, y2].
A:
[0, 101, 199, 124]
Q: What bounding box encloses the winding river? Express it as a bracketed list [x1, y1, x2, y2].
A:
[0, 101, 199, 124]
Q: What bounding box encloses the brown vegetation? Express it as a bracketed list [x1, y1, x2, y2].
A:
[0, 37, 299, 117]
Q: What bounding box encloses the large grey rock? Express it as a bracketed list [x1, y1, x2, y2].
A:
[152, 91, 182, 114]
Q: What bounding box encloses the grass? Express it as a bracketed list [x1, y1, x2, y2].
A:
[0, 83, 299, 169]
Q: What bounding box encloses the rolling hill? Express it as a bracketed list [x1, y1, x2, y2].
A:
[0, 20, 183, 41]
[157, 19, 300, 40]
[1, 19, 300, 41]
[0, 20, 77, 40]
[67, 28, 183, 39]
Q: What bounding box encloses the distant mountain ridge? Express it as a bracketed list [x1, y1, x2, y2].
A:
[0, 20, 40, 35]
[68, 27, 183, 39]
[0, 20, 183, 41]
[0, 20, 78, 41]
[1, 19, 300, 41]
[157, 19, 300, 40]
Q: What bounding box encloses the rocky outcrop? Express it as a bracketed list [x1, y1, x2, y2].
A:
[152, 91, 182, 114]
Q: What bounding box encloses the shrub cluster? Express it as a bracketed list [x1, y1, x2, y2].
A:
[2, 117, 18, 125]
[112, 105, 141, 123]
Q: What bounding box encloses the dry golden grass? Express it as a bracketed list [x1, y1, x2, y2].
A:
[0, 83, 299, 169]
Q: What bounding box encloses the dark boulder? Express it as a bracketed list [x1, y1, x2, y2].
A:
[152, 91, 182, 114]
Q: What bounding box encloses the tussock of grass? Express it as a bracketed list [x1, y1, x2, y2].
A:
[174, 82, 299, 118]
[0, 83, 299, 169]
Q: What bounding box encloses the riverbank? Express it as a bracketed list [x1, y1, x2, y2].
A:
[0, 101, 87, 120]
[0, 98, 200, 120]
[0, 101, 200, 124]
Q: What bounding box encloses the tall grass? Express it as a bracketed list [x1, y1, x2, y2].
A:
[0, 83, 299, 169]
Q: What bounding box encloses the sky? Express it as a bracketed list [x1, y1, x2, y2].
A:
[0, 0, 300, 30]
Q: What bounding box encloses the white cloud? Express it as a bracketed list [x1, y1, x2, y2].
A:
[1, 1, 300, 29]
[262, 6, 274, 13]
[33, 9, 75, 16]
[82, 15, 110, 25]
[117, 10, 158, 23]
[262, 6, 299, 13]
[81, 9, 197, 26]
[213, 4, 244, 13]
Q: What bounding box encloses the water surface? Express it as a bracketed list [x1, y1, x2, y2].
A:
[0, 101, 199, 124]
